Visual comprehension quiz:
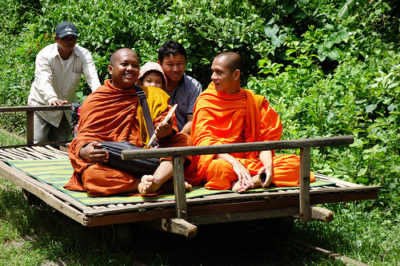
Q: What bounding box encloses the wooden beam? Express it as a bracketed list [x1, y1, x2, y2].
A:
[189, 207, 299, 225]
[0, 105, 71, 112]
[26, 111, 34, 145]
[311, 206, 333, 222]
[122, 136, 354, 160]
[173, 156, 187, 219]
[163, 218, 197, 238]
[299, 146, 311, 222]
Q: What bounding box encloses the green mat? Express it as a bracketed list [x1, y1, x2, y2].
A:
[6, 159, 334, 206]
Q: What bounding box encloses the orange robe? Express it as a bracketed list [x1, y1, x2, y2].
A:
[64, 79, 191, 196]
[185, 82, 315, 190]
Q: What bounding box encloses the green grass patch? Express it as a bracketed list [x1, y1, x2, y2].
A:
[0, 129, 25, 147]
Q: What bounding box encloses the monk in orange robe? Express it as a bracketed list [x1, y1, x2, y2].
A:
[185, 52, 315, 192]
[64, 48, 192, 196]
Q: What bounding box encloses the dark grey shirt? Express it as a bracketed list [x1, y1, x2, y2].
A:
[166, 74, 202, 131]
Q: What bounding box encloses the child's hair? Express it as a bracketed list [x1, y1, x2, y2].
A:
[137, 62, 167, 89]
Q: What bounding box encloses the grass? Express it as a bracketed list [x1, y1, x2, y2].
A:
[0, 176, 398, 265]
[0, 128, 25, 147]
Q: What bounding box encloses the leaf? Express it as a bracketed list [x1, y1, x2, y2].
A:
[338, 0, 355, 18]
[365, 103, 378, 113]
[264, 24, 279, 38]
[282, 0, 297, 14]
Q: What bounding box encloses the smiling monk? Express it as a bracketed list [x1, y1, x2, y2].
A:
[65, 48, 192, 196]
[185, 52, 315, 192]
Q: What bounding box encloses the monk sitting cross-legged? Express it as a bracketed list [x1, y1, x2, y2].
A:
[64, 48, 192, 196]
[184, 52, 315, 192]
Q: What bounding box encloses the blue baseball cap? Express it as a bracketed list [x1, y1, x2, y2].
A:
[55, 22, 79, 38]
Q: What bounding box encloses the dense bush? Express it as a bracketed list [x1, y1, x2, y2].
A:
[0, 0, 399, 206]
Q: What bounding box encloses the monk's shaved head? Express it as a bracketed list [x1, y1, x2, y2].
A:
[109, 48, 138, 65]
[214, 52, 242, 73]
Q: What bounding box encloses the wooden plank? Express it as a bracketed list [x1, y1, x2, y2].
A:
[85, 208, 177, 227]
[189, 207, 299, 225]
[81, 182, 379, 216]
[122, 136, 354, 160]
[315, 173, 364, 187]
[311, 206, 333, 222]
[173, 156, 187, 219]
[0, 150, 21, 160]
[14, 148, 40, 160]
[27, 111, 34, 145]
[0, 105, 71, 112]
[145, 218, 197, 238]
[30, 146, 68, 159]
[311, 189, 378, 204]
[299, 146, 311, 222]
[16, 147, 50, 160]
[0, 161, 89, 213]
[1, 149, 26, 160]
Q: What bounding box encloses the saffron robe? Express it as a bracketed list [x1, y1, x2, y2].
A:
[185, 82, 315, 190]
[64, 79, 191, 196]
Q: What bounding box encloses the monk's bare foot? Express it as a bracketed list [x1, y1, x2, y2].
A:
[251, 174, 262, 188]
[231, 182, 247, 192]
[138, 175, 160, 195]
[185, 181, 192, 191]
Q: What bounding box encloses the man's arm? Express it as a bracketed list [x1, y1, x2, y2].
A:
[183, 78, 202, 134]
[34, 52, 61, 105]
[180, 115, 193, 135]
[258, 150, 273, 187]
[217, 153, 253, 191]
[79, 141, 108, 163]
[81, 48, 101, 92]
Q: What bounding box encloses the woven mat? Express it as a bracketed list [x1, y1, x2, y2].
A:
[6, 159, 334, 206]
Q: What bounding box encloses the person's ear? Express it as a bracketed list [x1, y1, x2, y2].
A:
[233, 69, 241, 80]
[107, 65, 113, 76]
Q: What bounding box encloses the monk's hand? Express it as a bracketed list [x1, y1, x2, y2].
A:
[232, 160, 253, 192]
[50, 99, 68, 106]
[258, 166, 273, 188]
[155, 120, 173, 139]
[79, 142, 109, 163]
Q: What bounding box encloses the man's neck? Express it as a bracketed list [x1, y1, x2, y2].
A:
[166, 79, 181, 93]
[58, 47, 73, 60]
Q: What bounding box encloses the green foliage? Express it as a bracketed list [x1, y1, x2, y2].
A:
[0, 3, 399, 263]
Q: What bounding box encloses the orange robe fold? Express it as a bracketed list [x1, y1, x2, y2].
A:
[185, 82, 315, 190]
[64, 79, 191, 196]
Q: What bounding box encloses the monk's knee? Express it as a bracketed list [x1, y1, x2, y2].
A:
[204, 159, 237, 190]
[82, 164, 138, 196]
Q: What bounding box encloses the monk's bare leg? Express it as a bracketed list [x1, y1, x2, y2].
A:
[138, 160, 192, 194]
[231, 175, 262, 192]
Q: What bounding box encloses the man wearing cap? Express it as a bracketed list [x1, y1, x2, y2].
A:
[158, 40, 202, 135]
[28, 21, 101, 144]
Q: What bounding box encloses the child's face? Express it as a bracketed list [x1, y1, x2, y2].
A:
[142, 72, 164, 89]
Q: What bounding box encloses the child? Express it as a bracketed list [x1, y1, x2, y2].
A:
[137, 62, 167, 90]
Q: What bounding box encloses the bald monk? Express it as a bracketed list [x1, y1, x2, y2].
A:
[64, 48, 192, 196]
[185, 52, 315, 192]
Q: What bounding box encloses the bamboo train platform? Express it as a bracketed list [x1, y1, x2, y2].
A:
[0, 106, 380, 241]
[0, 136, 380, 237]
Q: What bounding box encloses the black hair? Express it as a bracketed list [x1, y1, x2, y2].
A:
[158, 40, 187, 63]
[216, 52, 242, 73]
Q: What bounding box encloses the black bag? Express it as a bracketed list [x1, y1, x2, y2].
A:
[96, 141, 159, 175]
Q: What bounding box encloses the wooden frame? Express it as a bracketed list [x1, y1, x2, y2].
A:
[0, 106, 71, 146]
[121, 135, 355, 223]
[0, 107, 380, 238]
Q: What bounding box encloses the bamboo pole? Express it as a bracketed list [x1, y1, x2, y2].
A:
[122, 136, 354, 160]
